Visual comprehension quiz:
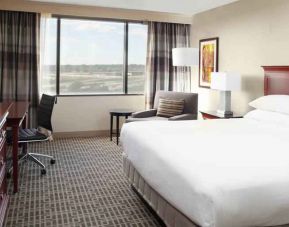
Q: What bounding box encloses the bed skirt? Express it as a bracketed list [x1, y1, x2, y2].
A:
[123, 154, 199, 227]
[123, 154, 289, 227]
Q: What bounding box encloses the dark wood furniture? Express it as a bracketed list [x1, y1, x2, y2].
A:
[6, 102, 30, 193]
[109, 109, 134, 145]
[0, 103, 11, 226]
[262, 66, 289, 95]
[200, 111, 243, 120]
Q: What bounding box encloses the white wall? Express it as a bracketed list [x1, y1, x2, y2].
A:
[0, 0, 192, 24]
[52, 95, 145, 133]
[191, 0, 289, 114]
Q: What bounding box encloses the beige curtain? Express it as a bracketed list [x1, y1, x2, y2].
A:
[0, 10, 40, 127]
[145, 21, 191, 109]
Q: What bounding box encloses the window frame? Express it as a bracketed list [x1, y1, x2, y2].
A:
[51, 15, 147, 96]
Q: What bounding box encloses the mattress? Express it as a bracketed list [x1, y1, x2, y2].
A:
[123, 154, 198, 227]
[120, 118, 289, 227]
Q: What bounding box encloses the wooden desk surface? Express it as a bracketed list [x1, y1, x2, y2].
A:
[7, 101, 30, 120]
[0, 102, 12, 118]
[0, 102, 11, 128]
[0, 101, 30, 124]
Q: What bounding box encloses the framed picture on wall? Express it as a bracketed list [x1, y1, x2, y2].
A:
[199, 37, 219, 88]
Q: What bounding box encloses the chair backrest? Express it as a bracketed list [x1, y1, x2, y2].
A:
[153, 91, 198, 115]
[37, 94, 56, 131]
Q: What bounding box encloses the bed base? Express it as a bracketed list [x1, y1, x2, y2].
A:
[130, 184, 166, 227]
[123, 154, 289, 227]
[123, 154, 199, 227]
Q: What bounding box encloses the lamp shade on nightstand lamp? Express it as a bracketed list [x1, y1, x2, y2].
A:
[172, 48, 199, 66]
[211, 72, 241, 116]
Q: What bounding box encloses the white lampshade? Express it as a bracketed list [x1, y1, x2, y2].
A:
[211, 72, 241, 91]
[172, 48, 199, 66]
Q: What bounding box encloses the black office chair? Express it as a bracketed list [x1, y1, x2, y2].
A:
[8, 94, 56, 175]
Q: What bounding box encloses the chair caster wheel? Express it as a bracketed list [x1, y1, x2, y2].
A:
[41, 169, 46, 175]
[50, 159, 56, 164]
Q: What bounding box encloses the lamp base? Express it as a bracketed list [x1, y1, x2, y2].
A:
[218, 91, 233, 117]
[217, 109, 233, 117]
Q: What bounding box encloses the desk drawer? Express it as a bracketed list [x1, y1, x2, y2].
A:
[0, 133, 5, 174]
[0, 176, 7, 200]
[0, 163, 5, 189]
[0, 130, 5, 152]
[0, 151, 5, 178]
[0, 194, 8, 227]
[0, 176, 8, 227]
[0, 141, 7, 227]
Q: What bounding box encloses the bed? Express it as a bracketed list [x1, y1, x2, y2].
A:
[121, 66, 289, 227]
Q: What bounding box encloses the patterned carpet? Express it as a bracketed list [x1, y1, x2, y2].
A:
[4, 137, 163, 227]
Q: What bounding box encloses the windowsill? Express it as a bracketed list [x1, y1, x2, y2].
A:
[56, 93, 144, 97]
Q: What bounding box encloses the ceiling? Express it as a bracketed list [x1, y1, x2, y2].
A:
[29, 0, 240, 15]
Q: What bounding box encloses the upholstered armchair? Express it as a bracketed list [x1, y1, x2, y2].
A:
[126, 91, 198, 122]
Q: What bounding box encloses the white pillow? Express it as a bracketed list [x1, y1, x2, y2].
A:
[249, 95, 289, 115]
[244, 109, 289, 126]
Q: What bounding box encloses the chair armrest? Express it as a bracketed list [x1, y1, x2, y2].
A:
[168, 114, 198, 121]
[131, 109, 157, 118]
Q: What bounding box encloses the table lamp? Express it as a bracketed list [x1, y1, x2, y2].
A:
[211, 72, 241, 116]
[172, 48, 199, 91]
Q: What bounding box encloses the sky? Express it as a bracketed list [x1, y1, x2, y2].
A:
[43, 18, 147, 65]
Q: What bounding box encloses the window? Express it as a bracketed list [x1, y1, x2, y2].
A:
[128, 23, 148, 94]
[60, 19, 125, 95]
[40, 16, 148, 95]
[41, 17, 57, 95]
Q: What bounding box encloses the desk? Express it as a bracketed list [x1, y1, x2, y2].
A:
[6, 102, 29, 193]
[0, 102, 10, 224]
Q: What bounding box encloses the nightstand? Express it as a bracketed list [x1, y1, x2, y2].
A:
[200, 111, 243, 120]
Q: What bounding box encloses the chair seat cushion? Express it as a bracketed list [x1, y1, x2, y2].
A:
[7, 128, 48, 143]
[126, 116, 168, 123]
[156, 98, 185, 118]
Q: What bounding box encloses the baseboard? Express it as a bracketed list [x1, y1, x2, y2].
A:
[53, 130, 110, 138]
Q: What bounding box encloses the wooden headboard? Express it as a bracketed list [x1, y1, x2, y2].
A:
[262, 66, 289, 95]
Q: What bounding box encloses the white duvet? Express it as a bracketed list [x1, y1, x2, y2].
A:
[120, 118, 289, 227]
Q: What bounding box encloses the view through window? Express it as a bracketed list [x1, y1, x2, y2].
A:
[128, 23, 148, 94]
[41, 17, 57, 95]
[41, 17, 148, 95]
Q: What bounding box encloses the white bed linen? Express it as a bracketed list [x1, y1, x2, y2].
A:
[120, 119, 289, 227]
